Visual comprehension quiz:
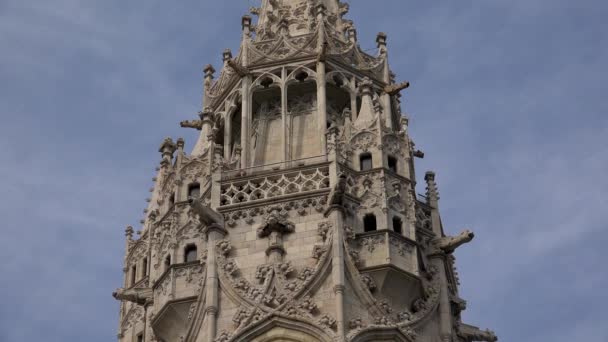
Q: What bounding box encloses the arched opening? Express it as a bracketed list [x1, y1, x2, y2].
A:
[364, 214, 377, 232]
[229, 104, 242, 160]
[327, 78, 352, 129]
[393, 217, 403, 234]
[287, 73, 319, 160]
[360, 153, 373, 171]
[184, 244, 198, 263]
[188, 183, 201, 200]
[164, 255, 171, 271]
[388, 155, 398, 173]
[252, 84, 282, 166]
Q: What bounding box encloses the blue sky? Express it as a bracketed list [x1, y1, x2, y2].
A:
[1, 0, 607, 341]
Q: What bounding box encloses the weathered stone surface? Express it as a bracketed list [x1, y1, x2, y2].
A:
[113, 1, 496, 342]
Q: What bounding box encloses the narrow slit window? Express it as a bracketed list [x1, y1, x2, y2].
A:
[164, 255, 171, 270]
[142, 258, 148, 277]
[130, 265, 137, 286]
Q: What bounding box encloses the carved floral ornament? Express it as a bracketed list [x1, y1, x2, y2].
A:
[212, 227, 335, 341]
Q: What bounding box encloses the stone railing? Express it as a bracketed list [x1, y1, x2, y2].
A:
[221, 155, 328, 181]
[351, 230, 418, 276]
[219, 163, 330, 207]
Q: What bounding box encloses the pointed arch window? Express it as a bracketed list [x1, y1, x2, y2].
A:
[364, 213, 377, 232]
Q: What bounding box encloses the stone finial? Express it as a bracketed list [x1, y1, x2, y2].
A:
[242, 15, 252, 31]
[222, 49, 233, 62]
[176, 137, 185, 149]
[376, 32, 388, 49]
[278, 19, 289, 35]
[359, 77, 373, 97]
[203, 64, 216, 80]
[347, 27, 357, 43]
[316, 3, 327, 17]
[425, 171, 439, 204]
[159, 137, 177, 164]
[125, 226, 134, 240]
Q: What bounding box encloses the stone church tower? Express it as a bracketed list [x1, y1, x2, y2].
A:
[113, 1, 497, 342]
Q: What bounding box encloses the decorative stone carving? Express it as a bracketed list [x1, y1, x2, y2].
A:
[112, 287, 153, 305]
[220, 166, 329, 206]
[361, 274, 377, 292]
[360, 235, 383, 252]
[317, 221, 332, 241]
[431, 230, 475, 254]
[318, 314, 337, 330]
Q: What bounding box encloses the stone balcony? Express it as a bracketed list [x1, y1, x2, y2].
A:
[349, 230, 424, 312]
[351, 230, 418, 275]
[153, 261, 205, 310]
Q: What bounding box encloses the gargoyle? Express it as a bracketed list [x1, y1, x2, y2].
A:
[457, 323, 498, 342]
[384, 81, 410, 96]
[432, 230, 474, 254]
[227, 59, 250, 77]
[112, 287, 153, 305]
[327, 174, 347, 207]
[180, 120, 203, 130]
[189, 198, 224, 228]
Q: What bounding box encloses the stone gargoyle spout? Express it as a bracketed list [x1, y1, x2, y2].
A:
[112, 287, 153, 305]
[457, 323, 498, 342]
[188, 198, 224, 228]
[432, 229, 475, 254]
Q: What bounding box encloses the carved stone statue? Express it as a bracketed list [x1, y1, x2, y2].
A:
[112, 287, 153, 305]
[432, 230, 475, 254]
[327, 173, 347, 208]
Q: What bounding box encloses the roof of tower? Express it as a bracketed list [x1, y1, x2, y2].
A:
[203, 0, 389, 111]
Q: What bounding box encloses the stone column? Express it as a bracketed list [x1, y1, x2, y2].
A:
[204, 224, 227, 342]
[377, 32, 393, 131]
[323, 204, 346, 341]
[240, 75, 252, 169]
[425, 172, 452, 342]
[316, 4, 328, 158]
[281, 67, 288, 163]
[240, 15, 252, 169]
